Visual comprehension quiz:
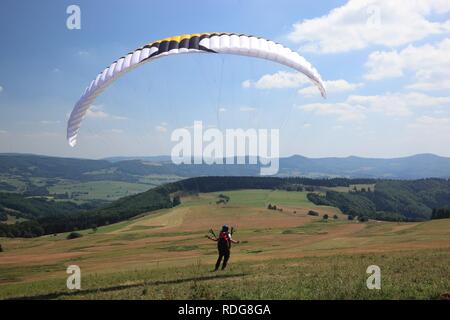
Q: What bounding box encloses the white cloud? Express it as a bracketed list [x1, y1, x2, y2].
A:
[299, 80, 363, 96]
[40, 120, 61, 125]
[298, 92, 450, 121]
[77, 50, 89, 56]
[241, 80, 252, 88]
[298, 102, 367, 122]
[243, 72, 361, 97]
[109, 129, 124, 134]
[347, 94, 410, 116]
[364, 50, 404, 80]
[239, 106, 256, 112]
[347, 92, 450, 116]
[0, 130, 7, 134]
[88, 129, 125, 136]
[407, 80, 450, 91]
[242, 71, 310, 89]
[155, 122, 168, 133]
[155, 126, 167, 133]
[112, 115, 128, 120]
[408, 116, 450, 136]
[287, 0, 450, 53]
[410, 115, 450, 128]
[0, 86, 3, 93]
[86, 106, 109, 119]
[218, 107, 227, 112]
[365, 39, 450, 91]
[85, 105, 128, 120]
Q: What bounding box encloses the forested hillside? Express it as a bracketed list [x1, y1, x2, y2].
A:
[2, 176, 450, 238]
[307, 179, 450, 221]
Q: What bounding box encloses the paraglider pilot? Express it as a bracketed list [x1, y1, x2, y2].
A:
[206, 225, 240, 271]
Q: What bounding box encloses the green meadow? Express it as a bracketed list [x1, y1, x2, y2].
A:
[0, 190, 449, 300]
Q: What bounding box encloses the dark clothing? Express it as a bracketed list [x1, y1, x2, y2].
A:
[215, 231, 232, 270]
[215, 246, 230, 271]
[218, 231, 231, 249]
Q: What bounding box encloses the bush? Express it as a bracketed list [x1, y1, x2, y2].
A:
[307, 193, 332, 206]
[348, 215, 354, 221]
[308, 210, 319, 216]
[172, 195, 181, 207]
[323, 214, 329, 220]
[0, 244, 3, 252]
[0, 211, 7, 221]
[333, 214, 338, 219]
[358, 216, 369, 222]
[67, 232, 83, 240]
[218, 194, 230, 202]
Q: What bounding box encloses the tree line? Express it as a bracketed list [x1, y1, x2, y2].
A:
[307, 178, 450, 221]
[431, 208, 450, 219]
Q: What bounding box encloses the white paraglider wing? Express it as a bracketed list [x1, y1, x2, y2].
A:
[67, 33, 326, 147]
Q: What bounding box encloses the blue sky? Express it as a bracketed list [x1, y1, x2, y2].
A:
[1, 0, 450, 159]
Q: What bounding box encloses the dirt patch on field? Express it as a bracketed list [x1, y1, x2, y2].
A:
[0, 252, 86, 266]
[117, 207, 190, 233]
[391, 223, 419, 233]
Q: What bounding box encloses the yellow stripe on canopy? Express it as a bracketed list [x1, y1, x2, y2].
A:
[146, 33, 230, 47]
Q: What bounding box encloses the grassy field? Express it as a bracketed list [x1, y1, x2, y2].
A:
[48, 180, 152, 201]
[0, 189, 449, 300]
[2, 213, 28, 225]
[0, 174, 181, 201]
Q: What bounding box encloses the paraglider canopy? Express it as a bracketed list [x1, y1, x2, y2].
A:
[67, 32, 327, 147]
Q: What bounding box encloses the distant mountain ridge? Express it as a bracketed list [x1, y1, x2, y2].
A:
[104, 155, 172, 163]
[106, 153, 450, 179]
[1, 153, 450, 180]
[277, 153, 450, 179]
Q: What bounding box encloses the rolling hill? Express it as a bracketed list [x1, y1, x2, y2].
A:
[0, 189, 449, 300]
[2, 176, 450, 238]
